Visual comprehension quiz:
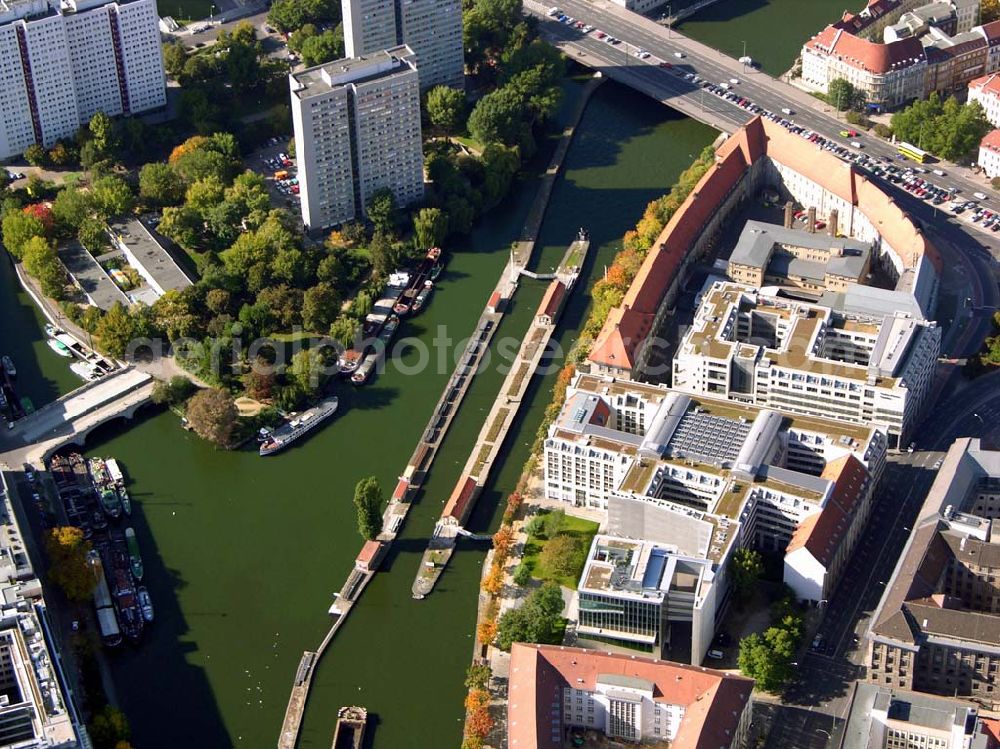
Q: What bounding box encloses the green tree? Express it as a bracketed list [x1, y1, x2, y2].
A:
[52, 188, 92, 232]
[302, 282, 340, 332]
[465, 662, 491, 690]
[267, 0, 306, 32]
[729, 547, 764, 601]
[300, 28, 344, 67]
[151, 375, 196, 406]
[95, 302, 138, 358]
[413, 207, 448, 248]
[22, 236, 65, 298]
[368, 230, 399, 279]
[162, 40, 188, 78]
[139, 163, 186, 206]
[353, 476, 384, 541]
[827, 78, 861, 111]
[365, 188, 398, 234]
[78, 217, 110, 254]
[328, 316, 358, 347]
[24, 143, 48, 166]
[288, 347, 329, 394]
[90, 175, 134, 217]
[495, 581, 565, 651]
[985, 0, 1000, 22]
[44, 526, 95, 601]
[185, 388, 238, 447]
[89, 111, 117, 157]
[539, 534, 582, 579]
[425, 85, 465, 136]
[152, 288, 202, 340]
[1, 211, 45, 259]
[480, 142, 520, 208]
[738, 626, 797, 692]
[542, 508, 565, 538]
[467, 85, 526, 145]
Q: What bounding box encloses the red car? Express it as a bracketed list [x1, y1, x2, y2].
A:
[658, 61, 672, 68]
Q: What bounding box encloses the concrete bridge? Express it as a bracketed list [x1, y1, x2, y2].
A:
[0, 368, 155, 467]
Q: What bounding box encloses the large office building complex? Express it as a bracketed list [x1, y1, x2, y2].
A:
[342, 0, 463, 89]
[868, 439, 1000, 708]
[543, 373, 885, 659]
[0, 0, 165, 160]
[290, 46, 424, 231]
[672, 282, 940, 448]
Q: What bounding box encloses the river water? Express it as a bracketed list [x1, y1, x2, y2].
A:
[0, 1, 852, 738]
[677, 0, 854, 74]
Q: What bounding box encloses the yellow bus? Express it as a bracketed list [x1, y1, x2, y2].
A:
[897, 141, 928, 163]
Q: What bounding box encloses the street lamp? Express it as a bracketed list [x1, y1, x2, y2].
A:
[666, 4, 672, 39]
[742, 40, 747, 71]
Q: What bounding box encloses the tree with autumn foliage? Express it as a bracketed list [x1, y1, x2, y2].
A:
[44, 527, 96, 601]
[492, 526, 514, 557]
[483, 563, 504, 595]
[465, 706, 495, 743]
[477, 618, 498, 646]
[22, 203, 54, 234]
[465, 688, 490, 712]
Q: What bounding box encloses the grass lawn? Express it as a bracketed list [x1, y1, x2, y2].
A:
[158, 0, 215, 23]
[521, 512, 600, 589]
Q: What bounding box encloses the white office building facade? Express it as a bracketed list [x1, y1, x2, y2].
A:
[290, 46, 424, 230]
[342, 0, 463, 89]
[0, 0, 165, 160]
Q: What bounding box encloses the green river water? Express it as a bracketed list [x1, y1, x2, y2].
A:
[678, 0, 857, 74]
[0, 0, 853, 739]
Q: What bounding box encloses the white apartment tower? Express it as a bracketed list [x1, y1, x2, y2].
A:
[290, 45, 424, 231]
[0, 0, 165, 160]
[342, 0, 463, 89]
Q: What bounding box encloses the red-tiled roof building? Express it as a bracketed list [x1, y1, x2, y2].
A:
[508, 644, 754, 749]
[588, 116, 938, 377]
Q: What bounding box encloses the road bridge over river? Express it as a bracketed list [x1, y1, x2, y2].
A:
[0, 368, 154, 467]
[527, 0, 1000, 217]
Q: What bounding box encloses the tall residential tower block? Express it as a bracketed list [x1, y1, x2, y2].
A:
[290, 45, 424, 231]
[0, 0, 165, 160]
[342, 0, 463, 89]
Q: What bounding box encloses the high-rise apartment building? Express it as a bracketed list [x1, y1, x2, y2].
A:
[342, 0, 463, 89]
[0, 0, 165, 160]
[290, 45, 424, 231]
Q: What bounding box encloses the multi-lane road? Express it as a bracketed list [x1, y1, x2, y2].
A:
[527, 0, 1000, 226]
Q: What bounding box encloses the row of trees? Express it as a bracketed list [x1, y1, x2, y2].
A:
[890, 92, 991, 161]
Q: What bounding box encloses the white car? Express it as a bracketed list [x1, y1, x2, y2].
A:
[729, 78, 739, 84]
[583, 24, 594, 32]
[547, 6, 560, 15]
[707, 649, 724, 660]
[635, 49, 650, 59]
[974, 191, 988, 201]
[781, 107, 793, 115]
[674, 51, 685, 58]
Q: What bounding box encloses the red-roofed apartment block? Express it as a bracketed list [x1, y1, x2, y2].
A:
[588, 116, 938, 379]
[508, 644, 754, 749]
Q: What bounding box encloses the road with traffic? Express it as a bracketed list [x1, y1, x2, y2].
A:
[527, 0, 1000, 240]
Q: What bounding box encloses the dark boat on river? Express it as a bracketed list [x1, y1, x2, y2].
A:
[331, 706, 366, 749]
[393, 247, 441, 317]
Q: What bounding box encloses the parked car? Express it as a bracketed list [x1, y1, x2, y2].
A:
[707, 649, 724, 660]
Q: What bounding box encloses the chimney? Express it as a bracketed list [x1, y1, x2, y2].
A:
[829, 209, 838, 237]
[807, 207, 817, 233]
[784, 201, 794, 229]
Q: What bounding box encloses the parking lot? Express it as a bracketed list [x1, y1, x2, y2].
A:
[245, 137, 301, 214]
